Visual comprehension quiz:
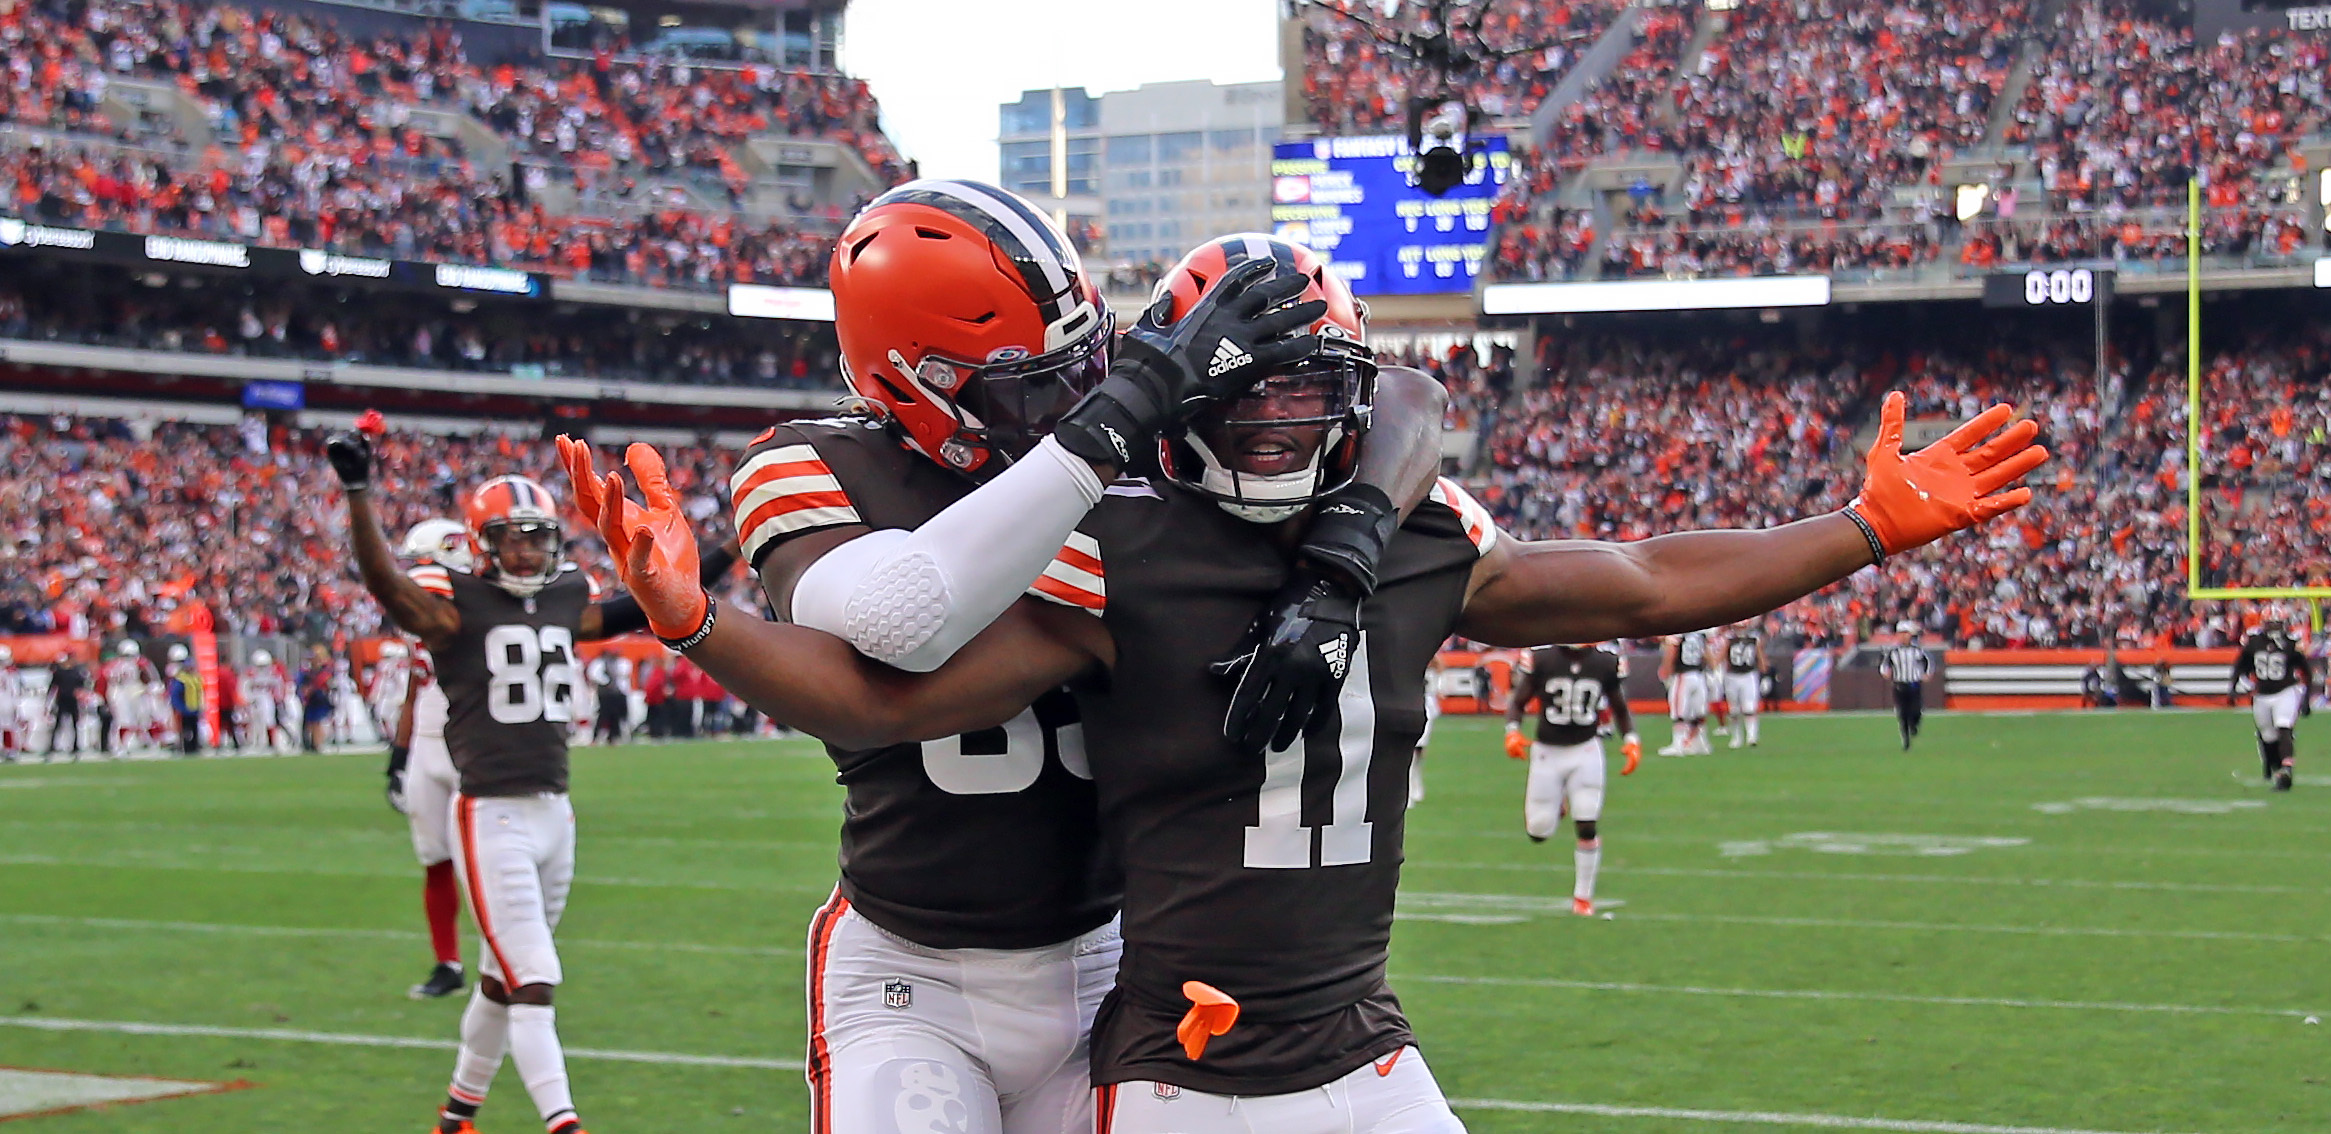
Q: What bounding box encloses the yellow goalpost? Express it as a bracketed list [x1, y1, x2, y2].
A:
[2182, 178, 2331, 633]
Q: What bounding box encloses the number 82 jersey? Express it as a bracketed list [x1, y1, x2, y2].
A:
[433, 570, 591, 797]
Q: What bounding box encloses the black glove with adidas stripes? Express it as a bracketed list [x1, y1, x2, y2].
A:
[1211, 568, 1363, 757]
[1053, 258, 1325, 469]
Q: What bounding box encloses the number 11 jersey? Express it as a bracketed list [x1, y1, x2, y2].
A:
[433, 570, 591, 797]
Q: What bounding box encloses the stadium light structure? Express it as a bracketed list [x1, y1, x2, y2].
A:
[1480, 275, 1832, 315]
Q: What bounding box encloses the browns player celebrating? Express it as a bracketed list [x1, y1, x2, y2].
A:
[326, 425, 738, 1134]
[564, 182, 1443, 1134]
[576, 233, 2047, 1132]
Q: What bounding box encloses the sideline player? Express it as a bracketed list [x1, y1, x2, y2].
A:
[1880, 621, 1933, 750]
[1410, 653, 1443, 806]
[327, 422, 739, 1134]
[2232, 617, 2311, 791]
[0, 645, 20, 762]
[1720, 623, 1766, 748]
[385, 517, 474, 999]
[103, 641, 158, 756]
[1659, 630, 1713, 755]
[1506, 643, 1638, 915]
[243, 649, 290, 753]
[570, 188, 1440, 1134]
[578, 235, 2047, 1133]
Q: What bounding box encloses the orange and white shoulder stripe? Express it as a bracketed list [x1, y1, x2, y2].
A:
[730, 442, 861, 564]
[1027, 531, 1104, 614]
[407, 562, 455, 598]
[1430, 478, 1498, 556]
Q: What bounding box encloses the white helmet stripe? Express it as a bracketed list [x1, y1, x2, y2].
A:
[926, 179, 1073, 298]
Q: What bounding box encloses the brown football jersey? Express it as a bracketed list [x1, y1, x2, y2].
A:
[433, 569, 591, 796]
[728, 418, 1118, 950]
[1079, 477, 1495, 1096]
[1521, 645, 1624, 747]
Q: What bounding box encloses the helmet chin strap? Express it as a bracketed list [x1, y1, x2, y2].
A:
[1185, 428, 1343, 524]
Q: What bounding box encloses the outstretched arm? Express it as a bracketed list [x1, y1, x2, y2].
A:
[1459, 393, 2047, 647]
[328, 431, 460, 649]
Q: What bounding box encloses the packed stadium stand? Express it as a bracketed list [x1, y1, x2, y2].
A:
[0, 413, 749, 645]
[1, 0, 905, 290]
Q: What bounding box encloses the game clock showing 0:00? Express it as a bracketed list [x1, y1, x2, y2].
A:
[1981, 267, 2115, 307]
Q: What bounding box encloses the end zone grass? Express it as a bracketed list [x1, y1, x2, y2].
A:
[0, 709, 2319, 1132]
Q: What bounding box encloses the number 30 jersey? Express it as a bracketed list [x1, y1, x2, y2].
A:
[1520, 645, 1625, 747]
[729, 417, 1118, 951]
[433, 570, 590, 797]
[1076, 478, 1493, 1096]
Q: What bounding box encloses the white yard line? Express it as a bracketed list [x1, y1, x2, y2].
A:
[1417, 862, 2328, 896]
[0, 1016, 801, 1071]
[0, 853, 830, 894]
[1393, 894, 2310, 943]
[1401, 973, 2310, 1018]
[0, 914, 800, 957]
[1448, 1097, 2200, 1134]
[0, 1015, 2202, 1133]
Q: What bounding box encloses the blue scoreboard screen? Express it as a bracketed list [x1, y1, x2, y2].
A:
[1269, 134, 1512, 296]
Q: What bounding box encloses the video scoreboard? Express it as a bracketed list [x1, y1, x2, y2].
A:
[1270, 135, 1512, 296]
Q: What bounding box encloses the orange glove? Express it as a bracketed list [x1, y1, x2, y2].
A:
[588, 443, 709, 642]
[1846, 391, 2048, 559]
[1177, 981, 1239, 1061]
[1620, 733, 1641, 775]
[1504, 725, 1528, 759]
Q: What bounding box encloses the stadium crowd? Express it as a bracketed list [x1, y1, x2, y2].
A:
[0, 413, 757, 651]
[1470, 0, 2325, 282]
[0, 0, 904, 291]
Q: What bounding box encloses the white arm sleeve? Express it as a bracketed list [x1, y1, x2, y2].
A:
[790, 435, 1104, 673]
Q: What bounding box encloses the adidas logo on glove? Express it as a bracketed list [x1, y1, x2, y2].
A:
[1208, 338, 1254, 378]
[1318, 637, 1350, 679]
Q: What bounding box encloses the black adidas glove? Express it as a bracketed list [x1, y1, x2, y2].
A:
[324, 430, 375, 492]
[1211, 570, 1363, 757]
[384, 743, 410, 814]
[1296, 483, 1398, 597]
[1053, 258, 1326, 467]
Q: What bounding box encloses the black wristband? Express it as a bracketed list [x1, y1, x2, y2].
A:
[1842, 506, 1887, 566]
[386, 744, 409, 775]
[659, 597, 718, 652]
[1297, 483, 1398, 597]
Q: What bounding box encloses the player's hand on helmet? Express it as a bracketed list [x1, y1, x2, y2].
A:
[593, 444, 709, 642]
[1053, 258, 1325, 468]
[1210, 569, 1362, 756]
[384, 743, 410, 813]
[324, 411, 386, 491]
[1504, 724, 1528, 760]
[1845, 392, 2049, 560]
[1620, 733, 1642, 775]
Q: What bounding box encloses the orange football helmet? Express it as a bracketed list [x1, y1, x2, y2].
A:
[830, 179, 1112, 479]
[1149, 234, 1374, 521]
[465, 475, 562, 597]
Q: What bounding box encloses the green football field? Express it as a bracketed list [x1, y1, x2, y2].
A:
[0, 709, 2323, 1133]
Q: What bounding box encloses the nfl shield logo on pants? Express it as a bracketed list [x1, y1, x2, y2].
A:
[1152, 1083, 1180, 1101]
[882, 979, 912, 1010]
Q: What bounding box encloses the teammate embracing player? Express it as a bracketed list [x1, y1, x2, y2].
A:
[2233, 617, 2311, 791]
[571, 229, 2049, 1132]
[1506, 643, 1638, 915]
[327, 418, 739, 1134]
[565, 182, 1445, 1134]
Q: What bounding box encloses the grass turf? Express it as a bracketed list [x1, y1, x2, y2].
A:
[0, 708, 2320, 1132]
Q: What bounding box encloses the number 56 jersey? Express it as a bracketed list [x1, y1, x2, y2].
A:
[433, 570, 591, 797]
[729, 418, 1119, 951]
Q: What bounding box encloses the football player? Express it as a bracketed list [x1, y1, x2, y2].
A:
[1410, 653, 1444, 806]
[1506, 643, 1638, 915]
[102, 641, 158, 756]
[574, 234, 2047, 1133]
[564, 189, 1440, 1134]
[0, 645, 20, 762]
[1658, 630, 1713, 755]
[325, 421, 740, 1134]
[243, 649, 289, 753]
[385, 517, 473, 1000]
[2232, 616, 2311, 791]
[1720, 622, 1767, 748]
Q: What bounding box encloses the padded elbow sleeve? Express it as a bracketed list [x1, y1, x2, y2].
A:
[790, 436, 1103, 672]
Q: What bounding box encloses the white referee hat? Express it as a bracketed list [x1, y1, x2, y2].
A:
[1896, 620, 1920, 634]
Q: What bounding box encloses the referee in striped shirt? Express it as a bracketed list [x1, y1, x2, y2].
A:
[1880, 621, 1934, 750]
